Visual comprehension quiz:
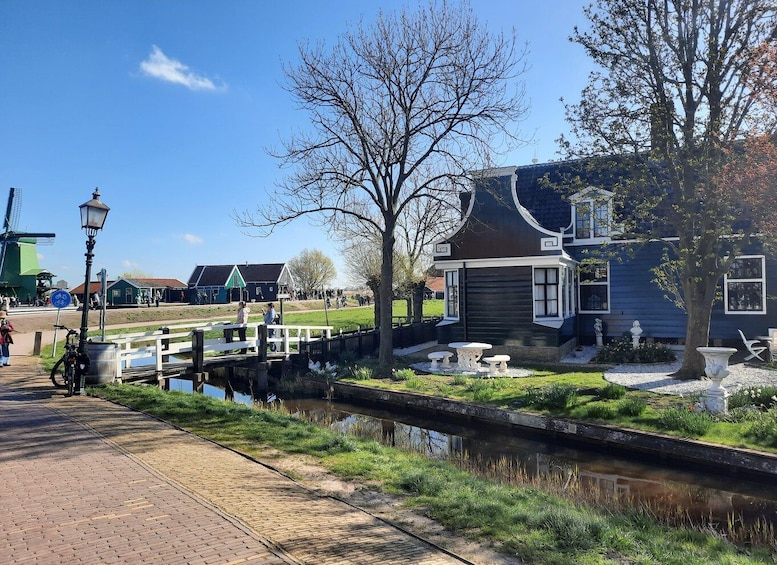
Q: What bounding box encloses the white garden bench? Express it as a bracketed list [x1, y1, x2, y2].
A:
[483, 354, 510, 375]
[428, 351, 454, 370]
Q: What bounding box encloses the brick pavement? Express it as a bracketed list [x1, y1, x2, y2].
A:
[0, 352, 468, 564]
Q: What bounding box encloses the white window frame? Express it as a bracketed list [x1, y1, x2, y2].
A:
[578, 261, 611, 314]
[444, 269, 459, 320]
[533, 265, 576, 325]
[571, 189, 613, 244]
[724, 255, 766, 315]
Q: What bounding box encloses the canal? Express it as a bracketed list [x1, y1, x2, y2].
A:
[168, 368, 777, 532]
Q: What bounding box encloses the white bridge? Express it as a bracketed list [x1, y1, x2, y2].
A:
[96, 320, 333, 380]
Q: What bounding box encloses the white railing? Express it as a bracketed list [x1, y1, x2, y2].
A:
[106, 320, 333, 379]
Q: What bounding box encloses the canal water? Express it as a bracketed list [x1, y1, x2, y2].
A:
[169, 371, 777, 531]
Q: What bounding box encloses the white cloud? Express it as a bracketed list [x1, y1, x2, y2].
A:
[181, 233, 203, 244]
[121, 259, 139, 268]
[140, 45, 224, 91]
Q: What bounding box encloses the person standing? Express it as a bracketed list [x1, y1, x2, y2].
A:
[0, 316, 15, 366]
[263, 302, 277, 351]
[236, 301, 250, 354]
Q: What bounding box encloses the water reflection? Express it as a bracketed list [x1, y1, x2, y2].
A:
[171, 369, 777, 532]
[284, 398, 777, 529]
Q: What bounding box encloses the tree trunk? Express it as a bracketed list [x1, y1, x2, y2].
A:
[673, 279, 716, 380]
[366, 277, 380, 328]
[378, 229, 395, 365]
[411, 280, 425, 323]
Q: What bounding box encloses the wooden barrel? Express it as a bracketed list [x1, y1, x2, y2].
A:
[85, 342, 119, 385]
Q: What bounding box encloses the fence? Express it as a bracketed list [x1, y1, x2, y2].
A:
[300, 317, 441, 363]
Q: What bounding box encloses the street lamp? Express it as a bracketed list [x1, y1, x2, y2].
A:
[76, 187, 109, 395]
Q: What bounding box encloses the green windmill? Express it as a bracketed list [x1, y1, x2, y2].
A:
[0, 188, 56, 303]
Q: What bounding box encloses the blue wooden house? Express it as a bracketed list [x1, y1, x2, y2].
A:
[187, 263, 293, 304]
[107, 277, 188, 306]
[432, 164, 777, 362]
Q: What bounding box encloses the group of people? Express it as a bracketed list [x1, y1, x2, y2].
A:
[230, 301, 277, 353]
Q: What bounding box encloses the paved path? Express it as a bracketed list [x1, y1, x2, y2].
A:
[0, 349, 468, 564]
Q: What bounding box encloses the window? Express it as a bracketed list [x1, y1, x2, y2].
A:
[444, 270, 459, 319]
[579, 262, 610, 312]
[534, 268, 559, 317]
[573, 193, 611, 240]
[725, 256, 765, 314]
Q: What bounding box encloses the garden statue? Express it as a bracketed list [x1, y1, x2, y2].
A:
[594, 318, 603, 348]
[630, 320, 642, 349]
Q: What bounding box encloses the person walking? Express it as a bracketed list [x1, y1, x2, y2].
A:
[263, 302, 277, 351]
[236, 301, 250, 354]
[0, 315, 15, 366]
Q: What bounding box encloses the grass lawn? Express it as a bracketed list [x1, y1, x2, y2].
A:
[93, 383, 777, 564]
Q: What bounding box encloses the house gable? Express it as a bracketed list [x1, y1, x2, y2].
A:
[434, 167, 566, 265]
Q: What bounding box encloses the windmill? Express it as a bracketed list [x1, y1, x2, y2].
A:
[0, 187, 56, 300]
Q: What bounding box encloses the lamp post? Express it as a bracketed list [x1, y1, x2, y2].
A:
[76, 188, 109, 395]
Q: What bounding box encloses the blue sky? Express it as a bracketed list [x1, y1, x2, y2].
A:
[0, 1, 591, 288]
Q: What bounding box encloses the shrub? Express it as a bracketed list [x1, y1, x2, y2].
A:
[522, 383, 578, 410]
[657, 406, 712, 436]
[351, 366, 374, 381]
[467, 379, 495, 402]
[452, 374, 469, 386]
[617, 397, 647, 416]
[391, 368, 415, 381]
[405, 376, 424, 390]
[592, 336, 677, 364]
[598, 382, 626, 400]
[584, 403, 617, 420]
[744, 409, 777, 447]
[728, 386, 777, 411]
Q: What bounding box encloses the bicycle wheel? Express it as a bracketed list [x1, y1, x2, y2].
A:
[66, 364, 76, 397]
[50, 358, 67, 388]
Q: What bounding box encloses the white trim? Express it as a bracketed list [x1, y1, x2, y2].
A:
[436, 254, 576, 270]
[578, 261, 611, 314]
[531, 264, 575, 325]
[571, 187, 613, 244]
[724, 255, 766, 315]
[443, 269, 460, 321]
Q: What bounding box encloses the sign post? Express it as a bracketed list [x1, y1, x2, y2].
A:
[50, 289, 72, 357]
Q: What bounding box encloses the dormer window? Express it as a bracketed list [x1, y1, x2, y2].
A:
[571, 189, 613, 242]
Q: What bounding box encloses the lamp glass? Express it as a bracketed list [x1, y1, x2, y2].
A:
[79, 197, 110, 231]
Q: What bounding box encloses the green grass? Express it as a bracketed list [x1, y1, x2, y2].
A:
[340, 367, 777, 453]
[91, 384, 776, 564]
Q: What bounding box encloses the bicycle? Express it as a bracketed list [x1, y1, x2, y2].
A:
[50, 325, 90, 397]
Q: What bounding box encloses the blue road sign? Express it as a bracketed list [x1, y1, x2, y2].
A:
[50, 289, 72, 309]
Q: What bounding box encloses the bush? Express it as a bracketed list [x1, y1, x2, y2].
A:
[452, 374, 469, 386]
[592, 336, 677, 364]
[617, 397, 647, 416]
[351, 366, 374, 381]
[467, 379, 495, 402]
[744, 409, 777, 447]
[584, 403, 617, 420]
[391, 368, 415, 381]
[657, 406, 712, 436]
[728, 386, 777, 410]
[598, 382, 626, 400]
[522, 383, 578, 410]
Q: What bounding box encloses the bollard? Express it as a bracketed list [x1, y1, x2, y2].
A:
[33, 331, 42, 356]
[192, 329, 205, 374]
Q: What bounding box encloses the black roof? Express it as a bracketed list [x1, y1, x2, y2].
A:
[237, 263, 285, 283]
[187, 265, 236, 287]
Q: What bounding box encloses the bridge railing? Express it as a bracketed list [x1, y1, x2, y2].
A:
[106, 321, 333, 378]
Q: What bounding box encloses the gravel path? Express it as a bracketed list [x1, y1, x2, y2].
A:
[603, 353, 777, 396]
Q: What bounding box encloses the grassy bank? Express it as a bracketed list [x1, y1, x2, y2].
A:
[92, 384, 775, 564]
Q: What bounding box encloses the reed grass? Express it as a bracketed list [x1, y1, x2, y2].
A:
[92, 384, 777, 563]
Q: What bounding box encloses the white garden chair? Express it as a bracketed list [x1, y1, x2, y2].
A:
[737, 329, 767, 362]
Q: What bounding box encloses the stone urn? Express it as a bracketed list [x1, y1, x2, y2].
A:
[697, 346, 738, 414]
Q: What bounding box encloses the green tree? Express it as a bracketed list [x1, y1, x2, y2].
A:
[288, 249, 336, 298]
[563, 0, 777, 378]
[236, 1, 528, 364]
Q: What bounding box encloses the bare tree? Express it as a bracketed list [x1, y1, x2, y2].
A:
[236, 1, 528, 363]
[563, 0, 777, 378]
[288, 249, 336, 298]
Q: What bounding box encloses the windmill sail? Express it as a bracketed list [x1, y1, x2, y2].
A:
[0, 188, 56, 299]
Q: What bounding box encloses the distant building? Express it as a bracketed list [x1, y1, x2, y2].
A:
[107, 277, 188, 306]
[187, 263, 294, 304]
